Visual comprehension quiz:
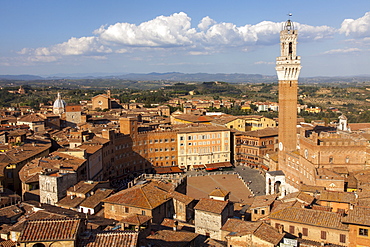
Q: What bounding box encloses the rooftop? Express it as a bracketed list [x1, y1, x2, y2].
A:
[19, 218, 82, 242]
[269, 207, 348, 230]
[194, 198, 229, 214]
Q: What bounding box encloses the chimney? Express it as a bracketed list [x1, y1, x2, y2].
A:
[173, 220, 178, 232]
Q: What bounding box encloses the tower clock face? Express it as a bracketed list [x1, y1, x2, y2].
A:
[279, 142, 283, 151]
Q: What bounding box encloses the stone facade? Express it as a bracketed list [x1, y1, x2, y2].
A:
[194, 199, 234, 241]
[39, 172, 77, 205]
[65, 105, 82, 127]
[92, 94, 111, 110]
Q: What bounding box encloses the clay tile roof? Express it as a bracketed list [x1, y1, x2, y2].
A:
[244, 127, 278, 137]
[78, 144, 102, 155]
[300, 184, 325, 193]
[221, 218, 261, 234]
[209, 188, 229, 198]
[102, 181, 171, 210]
[79, 189, 114, 209]
[318, 190, 356, 204]
[0, 205, 23, 221]
[194, 198, 229, 214]
[145, 230, 198, 246]
[120, 214, 152, 225]
[78, 231, 139, 247]
[250, 194, 277, 209]
[253, 222, 285, 245]
[56, 196, 85, 209]
[269, 207, 348, 230]
[19, 218, 82, 242]
[67, 181, 100, 194]
[170, 191, 194, 205]
[0, 239, 17, 247]
[342, 206, 370, 226]
[281, 192, 314, 205]
[18, 114, 44, 123]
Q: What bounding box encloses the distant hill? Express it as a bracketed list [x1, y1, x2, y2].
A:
[0, 74, 44, 80]
[1, 73, 370, 85]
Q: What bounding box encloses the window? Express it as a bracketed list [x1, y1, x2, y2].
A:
[142, 210, 146, 215]
[180, 136, 184, 141]
[289, 225, 294, 234]
[321, 231, 326, 240]
[261, 209, 265, 215]
[125, 207, 129, 213]
[275, 223, 280, 229]
[329, 156, 333, 164]
[359, 228, 368, 236]
[302, 228, 308, 236]
[254, 209, 258, 214]
[340, 234, 346, 243]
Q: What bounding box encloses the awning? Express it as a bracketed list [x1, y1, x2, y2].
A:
[204, 162, 233, 170]
[154, 166, 184, 174]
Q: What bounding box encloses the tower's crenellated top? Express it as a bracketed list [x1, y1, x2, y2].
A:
[276, 14, 301, 81]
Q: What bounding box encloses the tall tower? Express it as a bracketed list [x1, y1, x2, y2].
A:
[276, 16, 301, 166]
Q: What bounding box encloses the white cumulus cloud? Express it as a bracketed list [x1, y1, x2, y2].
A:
[17, 12, 340, 63]
[95, 12, 196, 47]
[198, 16, 217, 31]
[340, 12, 370, 38]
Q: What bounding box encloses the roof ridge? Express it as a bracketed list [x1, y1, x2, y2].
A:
[140, 186, 153, 208]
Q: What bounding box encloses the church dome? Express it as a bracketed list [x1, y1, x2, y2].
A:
[53, 93, 66, 115]
[53, 93, 66, 108]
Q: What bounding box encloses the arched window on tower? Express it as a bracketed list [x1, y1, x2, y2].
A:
[288, 42, 293, 57]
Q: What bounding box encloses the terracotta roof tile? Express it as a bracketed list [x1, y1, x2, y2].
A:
[221, 218, 261, 234]
[78, 231, 139, 247]
[194, 198, 229, 214]
[0, 239, 17, 247]
[56, 196, 85, 209]
[17, 114, 44, 123]
[19, 218, 81, 242]
[79, 189, 113, 209]
[318, 190, 356, 204]
[342, 206, 370, 226]
[269, 207, 348, 230]
[209, 188, 229, 198]
[250, 194, 277, 209]
[253, 222, 285, 245]
[120, 214, 152, 225]
[0, 205, 23, 221]
[103, 181, 171, 209]
[145, 230, 198, 247]
[170, 191, 194, 205]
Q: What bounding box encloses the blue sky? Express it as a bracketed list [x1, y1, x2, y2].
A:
[1, 0, 369, 77]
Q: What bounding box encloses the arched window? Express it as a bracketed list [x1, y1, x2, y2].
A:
[33, 243, 46, 247]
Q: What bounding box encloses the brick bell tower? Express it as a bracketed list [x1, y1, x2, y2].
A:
[276, 15, 301, 166]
